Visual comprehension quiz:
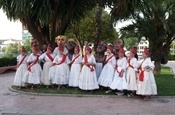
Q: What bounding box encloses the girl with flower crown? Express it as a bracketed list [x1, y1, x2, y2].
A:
[50, 46, 70, 90]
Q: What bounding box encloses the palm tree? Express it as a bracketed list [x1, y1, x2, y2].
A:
[119, 0, 175, 74]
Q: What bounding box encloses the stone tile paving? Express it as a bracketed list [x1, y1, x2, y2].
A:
[0, 72, 175, 115]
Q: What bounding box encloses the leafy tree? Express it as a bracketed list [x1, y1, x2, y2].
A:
[0, 0, 139, 47]
[2, 43, 22, 57]
[119, 0, 175, 74]
[65, 9, 118, 48]
[23, 39, 32, 54]
[123, 37, 138, 50]
[0, 0, 98, 46]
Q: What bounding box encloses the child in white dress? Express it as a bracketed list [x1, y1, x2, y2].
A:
[110, 48, 128, 95]
[98, 45, 116, 93]
[79, 46, 99, 91]
[39, 45, 55, 87]
[50, 46, 70, 90]
[137, 49, 157, 100]
[53, 35, 68, 55]
[69, 46, 82, 88]
[23, 48, 42, 89]
[13, 46, 28, 89]
[126, 48, 139, 97]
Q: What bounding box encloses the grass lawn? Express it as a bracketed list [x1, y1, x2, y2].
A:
[155, 66, 175, 96]
[13, 66, 175, 96]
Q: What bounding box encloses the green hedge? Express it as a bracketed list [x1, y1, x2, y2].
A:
[169, 54, 175, 60]
[0, 57, 17, 67]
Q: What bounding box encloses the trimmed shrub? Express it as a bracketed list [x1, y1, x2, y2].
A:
[169, 54, 175, 60]
[0, 57, 17, 67]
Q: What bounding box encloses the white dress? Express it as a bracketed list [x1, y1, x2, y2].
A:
[136, 58, 157, 95]
[50, 54, 70, 85]
[39, 53, 55, 85]
[23, 53, 43, 84]
[53, 46, 68, 55]
[95, 63, 103, 80]
[79, 55, 99, 90]
[13, 54, 28, 87]
[98, 54, 116, 87]
[126, 57, 139, 91]
[110, 57, 128, 90]
[68, 54, 82, 87]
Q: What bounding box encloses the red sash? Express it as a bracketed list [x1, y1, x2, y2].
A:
[71, 54, 80, 64]
[139, 60, 145, 81]
[27, 55, 39, 72]
[115, 65, 122, 77]
[104, 55, 114, 64]
[128, 59, 134, 69]
[17, 55, 27, 68]
[46, 53, 54, 62]
[84, 55, 94, 72]
[56, 54, 67, 65]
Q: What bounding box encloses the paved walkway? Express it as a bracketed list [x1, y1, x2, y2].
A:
[0, 61, 175, 115]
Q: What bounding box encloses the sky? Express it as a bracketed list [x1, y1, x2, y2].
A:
[0, 9, 22, 40]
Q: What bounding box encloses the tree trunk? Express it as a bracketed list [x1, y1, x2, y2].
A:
[149, 37, 171, 75]
[149, 40, 162, 75]
[153, 61, 161, 75]
[94, 3, 102, 51]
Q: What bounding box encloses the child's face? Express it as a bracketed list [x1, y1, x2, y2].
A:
[107, 49, 111, 53]
[85, 50, 90, 55]
[129, 52, 134, 57]
[142, 53, 147, 59]
[119, 52, 124, 57]
[74, 49, 79, 54]
[21, 51, 26, 55]
[32, 50, 37, 54]
[46, 49, 51, 54]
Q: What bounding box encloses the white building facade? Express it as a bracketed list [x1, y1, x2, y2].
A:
[137, 37, 149, 59]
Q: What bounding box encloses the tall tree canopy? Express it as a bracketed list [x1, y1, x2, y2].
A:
[0, 0, 139, 46]
[65, 9, 118, 48]
[0, 0, 98, 45]
[118, 0, 175, 74]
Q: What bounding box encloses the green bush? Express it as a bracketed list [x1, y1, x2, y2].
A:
[0, 57, 17, 67]
[169, 54, 175, 60]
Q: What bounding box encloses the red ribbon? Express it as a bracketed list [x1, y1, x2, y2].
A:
[27, 55, 39, 72]
[128, 59, 134, 69]
[104, 55, 114, 64]
[71, 54, 80, 64]
[46, 53, 54, 62]
[115, 65, 122, 77]
[138, 59, 145, 81]
[84, 55, 94, 72]
[56, 54, 67, 65]
[139, 70, 144, 81]
[17, 55, 27, 68]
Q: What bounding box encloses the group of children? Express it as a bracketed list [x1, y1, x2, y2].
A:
[13, 37, 157, 101]
[98, 46, 157, 100]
